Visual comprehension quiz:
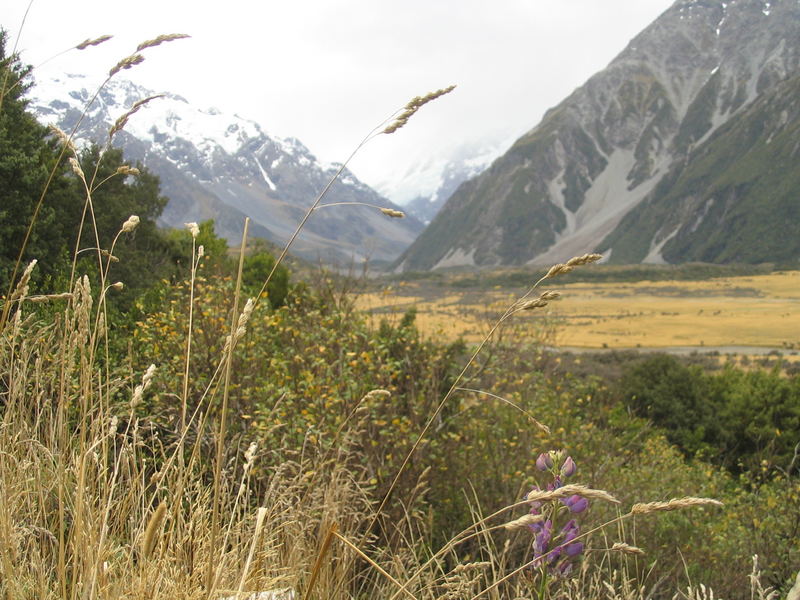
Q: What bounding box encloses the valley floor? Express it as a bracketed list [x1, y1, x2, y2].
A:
[356, 269, 800, 354]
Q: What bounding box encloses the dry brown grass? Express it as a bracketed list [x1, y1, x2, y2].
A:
[355, 271, 800, 352]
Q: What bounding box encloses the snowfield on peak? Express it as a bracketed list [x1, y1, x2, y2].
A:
[30, 74, 423, 265]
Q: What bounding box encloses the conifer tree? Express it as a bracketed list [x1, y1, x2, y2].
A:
[0, 29, 79, 291]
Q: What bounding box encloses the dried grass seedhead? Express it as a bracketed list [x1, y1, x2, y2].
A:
[362, 389, 391, 403]
[244, 441, 259, 470]
[76, 35, 113, 50]
[566, 253, 603, 267]
[135, 33, 191, 52]
[502, 513, 546, 531]
[384, 85, 456, 134]
[100, 249, 119, 263]
[49, 125, 77, 154]
[224, 298, 256, 353]
[27, 292, 73, 303]
[380, 208, 405, 218]
[109, 94, 165, 139]
[516, 290, 561, 311]
[68, 157, 86, 182]
[545, 253, 603, 280]
[109, 53, 145, 77]
[121, 215, 140, 233]
[131, 364, 156, 408]
[438, 560, 490, 600]
[526, 483, 620, 505]
[609, 542, 645, 556]
[115, 165, 140, 177]
[185, 222, 200, 238]
[749, 555, 780, 600]
[9, 259, 37, 303]
[141, 501, 168, 559]
[630, 497, 723, 515]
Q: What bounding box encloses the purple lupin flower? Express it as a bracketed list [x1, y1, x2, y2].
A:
[522, 451, 587, 578]
[532, 519, 553, 558]
[563, 494, 589, 513]
[536, 452, 554, 471]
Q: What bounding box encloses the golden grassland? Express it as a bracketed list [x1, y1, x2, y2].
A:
[355, 270, 800, 352]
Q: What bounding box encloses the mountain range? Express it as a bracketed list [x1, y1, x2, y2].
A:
[395, 0, 800, 271]
[30, 74, 423, 265]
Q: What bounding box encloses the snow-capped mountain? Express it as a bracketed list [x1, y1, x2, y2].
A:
[31, 74, 423, 264]
[396, 0, 800, 271]
[398, 143, 508, 224]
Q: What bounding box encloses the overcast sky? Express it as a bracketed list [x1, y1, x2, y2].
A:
[5, 0, 674, 202]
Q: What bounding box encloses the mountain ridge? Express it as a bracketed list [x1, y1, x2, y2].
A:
[395, 0, 800, 271]
[31, 74, 423, 264]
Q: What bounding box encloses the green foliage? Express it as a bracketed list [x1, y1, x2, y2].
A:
[0, 30, 80, 291]
[242, 245, 290, 309]
[0, 33, 176, 313]
[73, 145, 173, 310]
[619, 354, 800, 473]
[131, 273, 465, 524]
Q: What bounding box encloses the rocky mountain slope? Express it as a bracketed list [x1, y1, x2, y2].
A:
[396, 0, 800, 271]
[31, 74, 423, 264]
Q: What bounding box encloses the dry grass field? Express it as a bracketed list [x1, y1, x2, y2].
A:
[356, 270, 800, 352]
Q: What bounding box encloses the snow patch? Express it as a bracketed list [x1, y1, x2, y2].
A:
[643, 226, 680, 263]
[529, 149, 664, 266]
[253, 155, 277, 191]
[547, 171, 576, 239]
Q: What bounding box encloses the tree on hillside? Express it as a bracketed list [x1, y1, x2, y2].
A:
[0, 29, 80, 291]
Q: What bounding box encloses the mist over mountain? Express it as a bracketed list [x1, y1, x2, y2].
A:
[30, 74, 423, 265]
[396, 143, 508, 224]
[395, 0, 800, 271]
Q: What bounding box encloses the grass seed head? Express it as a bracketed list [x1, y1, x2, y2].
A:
[49, 125, 77, 153]
[109, 53, 145, 77]
[76, 35, 113, 50]
[121, 215, 140, 233]
[384, 85, 456, 134]
[566, 253, 603, 267]
[10, 259, 38, 302]
[518, 290, 561, 311]
[68, 157, 86, 181]
[115, 165, 140, 177]
[142, 502, 168, 559]
[545, 263, 574, 279]
[610, 542, 645, 555]
[380, 208, 405, 218]
[135, 33, 191, 52]
[631, 497, 723, 515]
[109, 94, 165, 139]
[503, 513, 546, 531]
